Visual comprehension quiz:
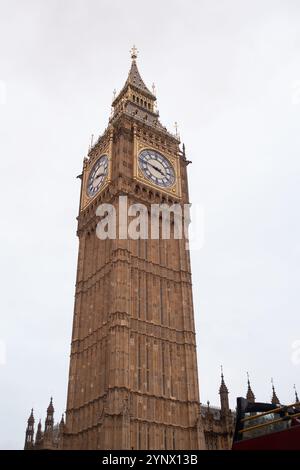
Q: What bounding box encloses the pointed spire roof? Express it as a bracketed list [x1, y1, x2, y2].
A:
[294, 384, 299, 403]
[125, 58, 154, 97]
[246, 372, 255, 403]
[60, 413, 65, 426]
[47, 397, 54, 414]
[27, 408, 34, 424]
[113, 45, 156, 106]
[219, 366, 229, 394]
[271, 379, 280, 405]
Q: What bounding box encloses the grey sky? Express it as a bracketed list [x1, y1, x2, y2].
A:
[0, 0, 300, 449]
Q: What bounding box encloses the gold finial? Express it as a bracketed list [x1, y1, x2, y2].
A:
[130, 45, 138, 60]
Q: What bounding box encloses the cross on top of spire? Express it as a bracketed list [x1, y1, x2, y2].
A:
[112, 47, 156, 105]
[130, 45, 138, 60]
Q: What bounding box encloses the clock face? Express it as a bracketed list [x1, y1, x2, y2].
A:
[138, 149, 175, 188]
[87, 155, 108, 197]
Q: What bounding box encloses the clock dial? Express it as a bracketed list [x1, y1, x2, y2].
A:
[138, 149, 175, 188]
[87, 155, 108, 197]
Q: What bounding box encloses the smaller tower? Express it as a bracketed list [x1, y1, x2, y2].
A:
[59, 413, 65, 430]
[35, 419, 43, 446]
[44, 397, 54, 435]
[246, 372, 255, 403]
[24, 409, 35, 450]
[219, 366, 229, 415]
[271, 378, 280, 405]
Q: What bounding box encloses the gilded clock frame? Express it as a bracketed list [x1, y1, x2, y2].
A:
[81, 148, 112, 211]
[134, 139, 182, 199]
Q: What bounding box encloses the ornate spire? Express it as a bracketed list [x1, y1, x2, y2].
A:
[112, 46, 156, 108]
[125, 58, 154, 97]
[110, 47, 181, 141]
[294, 384, 299, 403]
[28, 408, 34, 424]
[47, 396, 54, 414]
[24, 409, 35, 449]
[45, 397, 54, 434]
[271, 378, 280, 405]
[219, 366, 230, 416]
[219, 365, 228, 394]
[246, 372, 255, 403]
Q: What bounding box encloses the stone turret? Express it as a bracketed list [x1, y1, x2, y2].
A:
[24, 409, 35, 450]
[219, 366, 229, 416]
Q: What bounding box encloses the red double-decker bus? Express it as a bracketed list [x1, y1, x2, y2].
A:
[232, 397, 300, 450]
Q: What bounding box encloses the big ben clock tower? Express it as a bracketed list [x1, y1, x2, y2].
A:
[26, 47, 206, 450]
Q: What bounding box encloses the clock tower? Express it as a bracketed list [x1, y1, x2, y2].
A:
[62, 47, 205, 450]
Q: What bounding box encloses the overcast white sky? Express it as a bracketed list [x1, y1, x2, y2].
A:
[1, 0, 300, 449]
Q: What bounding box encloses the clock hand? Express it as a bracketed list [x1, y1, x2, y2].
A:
[94, 172, 105, 179]
[147, 162, 165, 176]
